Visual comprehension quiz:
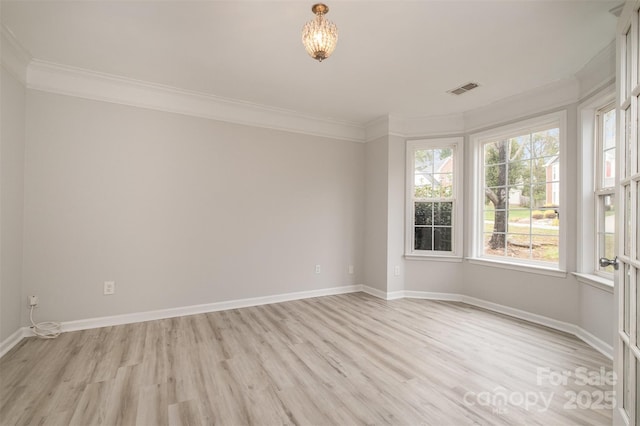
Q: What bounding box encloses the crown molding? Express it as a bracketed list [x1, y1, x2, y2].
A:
[0, 25, 31, 84]
[462, 78, 580, 133]
[364, 78, 580, 141]
[364, 115, 390, 142]
[575, 40, 615, 101]
[26, 59, 366, 143]
[364, 113, 466, 142]
[389, 113, 465, 138]
[18, 35, 613, 144]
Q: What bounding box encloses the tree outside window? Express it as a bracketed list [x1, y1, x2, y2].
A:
[482, 127, 560, 264]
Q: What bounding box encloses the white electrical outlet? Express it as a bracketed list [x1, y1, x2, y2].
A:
[394, 265, 400, 276]
[315, 265, 321, 274]
[348, 265, 354, 274]
[28, 295, 38, 307]
[104, 281, 115, 295]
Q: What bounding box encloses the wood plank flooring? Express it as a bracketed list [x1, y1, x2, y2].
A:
[0, 293, 613, 425]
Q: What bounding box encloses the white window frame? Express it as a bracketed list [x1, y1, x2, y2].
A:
[469, 111, 567, 275]
[405, 137, 463, 260]
[575, 88, 615, 291]
[595, 102, 617, 277]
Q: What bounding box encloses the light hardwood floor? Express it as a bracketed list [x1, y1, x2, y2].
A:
[1, 293, 612, 425]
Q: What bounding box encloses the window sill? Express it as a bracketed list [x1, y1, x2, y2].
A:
[572, 272, 614, 293]
[405, 254, 463, 263]
[466, 257, 567, 278]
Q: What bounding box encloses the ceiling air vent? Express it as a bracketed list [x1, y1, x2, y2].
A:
[448, 82, 479, 95]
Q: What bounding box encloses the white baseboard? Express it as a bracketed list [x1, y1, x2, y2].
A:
[573, 327, 614, 360]
[0, 285, 364, 357]
[460, 295, 577, 335]
[62, 284, 364, 333]
[361, 289, 613, 360]
[0, 284, 612, 361]
[361, 285, 388, 300]
[358, 287, 612, 358]
[403, 290, 464, 302]
[462, 294, 613, 359]
[0, 327, 30, 358]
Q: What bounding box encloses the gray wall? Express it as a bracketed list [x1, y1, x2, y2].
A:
[459, 105, 581, 326]
[0, 43, 614, 353]
[363, 136, 388, 292]
[1, 66, 26, 342]
[397, 103, 611, 346]
[386, 135, 406, 293]
[22, 90, 365, 323]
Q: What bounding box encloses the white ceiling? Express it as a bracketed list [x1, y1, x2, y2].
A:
[1, 0, 619, 124]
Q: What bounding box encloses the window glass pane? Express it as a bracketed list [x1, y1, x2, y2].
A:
[415, 172, 433, 186]
[505, 233, 531, 260]
[414, 228, 432, 251]
[532, 235, 559, 263]
[480, 125, 560, 266]
[508, 159, 531, 186]
[485, 187, 506, 205]
[507, 185, 529, 208]
[603, 148, 616, 188]
[602, 235, 616, 273]
[484, 142, 503, 165]
[529, 157, 546, 185]
[415, 202, 432, 225]
[626, 29, 632, 98]
[433, 227, 452, 251]
[433, 148, 453, 171]
[487, 210, 507, 238]
[432, 173, 453, 197]
[534, 156, 559, 185]
[485, 164, 505, 185]
[625, 347, 632, 417]
[625, 263, 631, 336]
[408, 140, 459, 256]
[600, 194, 616, 228]
[415, 184, 436, 199]
[484, 205, 496, 226]
[603, 108, 616, 150]
[484, 232, 506, 256]
[637, 268, 640, 349]
[532, 128, 560, 158]
[595, 104, 616, 274]
[414, 148, 455, 201]
[509, 135, 531, 161]
[531, 184, 550, 209]
[507, 209, 531, 233]
[626, 106, 632, 178]
[626, 185, 632, 256]
[415, 149, 435, 174]
[433, 202, 452, 226]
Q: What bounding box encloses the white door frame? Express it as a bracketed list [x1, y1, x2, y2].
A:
[614, 2, 640, 425]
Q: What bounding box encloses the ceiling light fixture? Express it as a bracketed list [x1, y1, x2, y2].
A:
[302, 3, 338, 62]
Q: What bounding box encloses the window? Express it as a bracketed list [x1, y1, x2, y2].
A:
[471, 112, 565, 271]
[575, 90, 615, 288]
[405, 137, 463, 259]
[595, 103, 616, 275]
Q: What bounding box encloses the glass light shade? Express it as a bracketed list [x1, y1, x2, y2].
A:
[302, 4, 338, 62]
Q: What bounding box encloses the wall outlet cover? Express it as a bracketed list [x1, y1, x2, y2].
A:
[104, 281, 115, 295]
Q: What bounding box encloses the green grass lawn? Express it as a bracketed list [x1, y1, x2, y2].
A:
[483, 207, 535, 221]
[484, 209, 559, 262]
